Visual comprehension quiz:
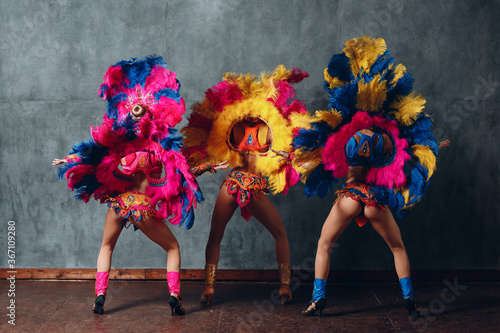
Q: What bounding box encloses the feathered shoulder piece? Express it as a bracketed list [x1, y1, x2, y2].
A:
[293, 36, 439, 215]
[57, 55, 203, 229]
[182, 65, 310, 194]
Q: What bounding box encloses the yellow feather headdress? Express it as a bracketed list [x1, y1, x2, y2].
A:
[182, 65, 309, 194]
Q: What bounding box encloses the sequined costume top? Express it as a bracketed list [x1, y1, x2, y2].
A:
[345, 132, 386, 167]
[112, 152, 167, 188]
[231, 120, 270, 153]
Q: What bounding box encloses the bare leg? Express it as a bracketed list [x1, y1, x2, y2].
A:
[364, 205, 420, 314]
[246, 193, 289, 264]
[302, 196, 362, 315]
[201, 185, 238, 304]
[130, 215, 181, 273]
[93, 208, 123, 314]
[130, 214, 185, 315]
[205, 185, 239, 265]
[247, 192, 292, 303]
[315, 197, 362, 280]
[97, 208, 124, 272]
[364, 206, 410, 279]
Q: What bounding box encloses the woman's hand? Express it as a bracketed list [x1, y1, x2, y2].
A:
[214, 160, 229, 171]
[271, 149, 293, 163]
[438, 139, 450, 150]
[52, 158, 67, 166]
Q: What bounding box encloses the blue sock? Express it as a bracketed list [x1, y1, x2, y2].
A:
[399, 277, 414, 299]
[312, 278, 327, 301]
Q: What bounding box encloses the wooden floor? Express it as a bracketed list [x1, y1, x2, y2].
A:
[1, 279, 498, 332]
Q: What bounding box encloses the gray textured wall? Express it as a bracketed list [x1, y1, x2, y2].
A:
[1, 0, 499, 271]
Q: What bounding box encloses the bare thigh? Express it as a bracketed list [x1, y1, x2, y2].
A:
[246, 192, 286, 239]
[364, 205, 405, 250]
[204, 185, 239, 264]
[208, 185, 239, 241]
[319, 196, 363, 246]
[130, 214, 179, 252]
[101, 208, 124, 249]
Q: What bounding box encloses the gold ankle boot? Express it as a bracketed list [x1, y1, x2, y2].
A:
[200, 263, 217, 305]
[278, 263, 292, 304]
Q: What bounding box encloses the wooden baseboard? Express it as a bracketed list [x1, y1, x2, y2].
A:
[1, 268, 499, 282]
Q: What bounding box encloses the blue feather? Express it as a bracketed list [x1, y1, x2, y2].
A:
[116, 61, 149, 88]
[112, 114, 138, 140]
[154, 88, 182, 104]
[177, 188, 194, 230]
[57, 163, 74, 180]
[113, 55, 165, 89]
[160, 134, 183, 151]
[99, 84, 108, 99]
[402, 115, 438, 155]
[304, 164, 337, 198]
[371, 186, 405, 215]
[328, 81, 359, 117]
[106, 93, 127, 119]
[182, 207, 195, 230]
[293, 121, 333, 151]
[179, 171, 205, 203]
[370, 51, 394, 75]
[326, 53, 353, 82]
[384, 73, 414, 111]
[73, 175, 103, 198]
[68, 139, 108, 166]
[194, 187, 205, 202]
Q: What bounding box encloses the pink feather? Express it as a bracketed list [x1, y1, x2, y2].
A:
[145, 66, 179, 93]
[323, 112, 410, 188]
[282, 164, 300, 195]
[206, 82, 243, 112]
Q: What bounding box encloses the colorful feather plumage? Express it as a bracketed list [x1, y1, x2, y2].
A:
[294, 36, 439, 216]
[182, 65, 309, 195]
[58, 56, 203, 229]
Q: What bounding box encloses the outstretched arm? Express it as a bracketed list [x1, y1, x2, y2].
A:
[52, 154, 81, 166]
[190, 160, 229, 177]
[52, 158, 67, 166]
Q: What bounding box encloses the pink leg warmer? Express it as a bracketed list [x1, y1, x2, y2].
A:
[95, 271, 110, 296]
[166, 271, 181, 295]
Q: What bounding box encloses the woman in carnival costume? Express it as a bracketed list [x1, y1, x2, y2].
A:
[53, 56, 205, 316]
[181, 65, 309, 305]
[293, 36, 449, 317]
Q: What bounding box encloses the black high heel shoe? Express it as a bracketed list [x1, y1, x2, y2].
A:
[404, 298, 421, 317]
[92, 294, 105, 315]
[169, 295, 185, 316]
[301, 298, 326, 317]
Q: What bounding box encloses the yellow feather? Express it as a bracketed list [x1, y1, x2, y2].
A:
[314, 109, 343, 129]
[391, 64, 407, 84]
[293, 149, 323, 182]
[343, 36, 387, 75]
[412, 145, 436, 180]
[324, 68, 345, 90]
[289, 113, 313, 130]
[180, 127, 208, 147]
[399, 188, 411, 205]
[271, 64, 292, 81]
[263, 78, 278, 101]
[390, 93, 426, 126]
[356, 75, 388, 112]
[299, 160, 322, 183]
[192, 99, 218, 120]
[267, 173, 286, 194]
